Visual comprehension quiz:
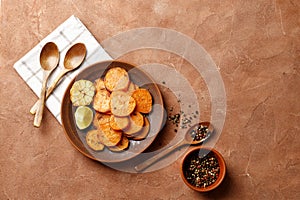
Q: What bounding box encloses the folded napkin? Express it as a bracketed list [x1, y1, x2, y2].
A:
[14, 15, 112, 124]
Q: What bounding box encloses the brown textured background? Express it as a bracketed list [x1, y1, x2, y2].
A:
[1, 0, 299, 199]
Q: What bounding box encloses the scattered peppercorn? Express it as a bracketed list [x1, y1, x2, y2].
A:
[167, 106, 200, 131]
[185, 152, 220, 188]
[168, 113, 181, 125]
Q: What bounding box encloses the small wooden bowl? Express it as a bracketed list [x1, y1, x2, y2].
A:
[180, 146, 226, 192]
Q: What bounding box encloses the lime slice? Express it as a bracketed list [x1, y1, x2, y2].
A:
[74, 106, 93, 130]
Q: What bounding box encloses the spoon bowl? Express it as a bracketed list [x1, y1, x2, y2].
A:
[39, 42, 60, 70]
[186, 122, 214, 145]
[30, 43, 86, 115]
[64, 43, 87, 69]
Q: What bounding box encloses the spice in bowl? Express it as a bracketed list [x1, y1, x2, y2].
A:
[185, 152, 220, 188]
[181, 147, 226, 192]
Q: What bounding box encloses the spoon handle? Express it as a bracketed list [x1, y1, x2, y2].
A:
[30, 70, 67, 115]
[135, 140, 188, 172]
[33, 73, 48, 127]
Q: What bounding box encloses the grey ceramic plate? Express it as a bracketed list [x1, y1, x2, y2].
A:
[61, 60, 164, 163]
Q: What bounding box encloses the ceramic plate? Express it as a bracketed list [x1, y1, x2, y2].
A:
[61, 61, 164, 163]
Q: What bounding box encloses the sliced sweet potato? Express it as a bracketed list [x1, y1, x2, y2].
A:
[109, 136, 129, 152]
[126, 81, 136, 94]
[86, 130, 105, 151]
[93, 90, 111, 113]
[104, 67, 130, 92]
[132, 88, 152, 114]
[110, 91, 136, 117]
[124, 111, 144, 135]
[94, 78, 106, 92]
[98, 122, 122, 146]
[131, 117, 150, 141]
[93, 112, 111, 129]
[109, 115, 129, 131]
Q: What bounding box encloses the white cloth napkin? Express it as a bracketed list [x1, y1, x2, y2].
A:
[14, 15, 112, 124]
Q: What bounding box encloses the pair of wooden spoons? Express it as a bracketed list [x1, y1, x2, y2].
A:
[32, 42, 87, 127]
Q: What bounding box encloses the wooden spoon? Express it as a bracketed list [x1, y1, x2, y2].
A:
[33, 42, 59, 127]
[134, 122, 214, 172]
[30, 43, 86, 115]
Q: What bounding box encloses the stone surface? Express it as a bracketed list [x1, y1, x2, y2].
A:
[0, 0, 299, 199]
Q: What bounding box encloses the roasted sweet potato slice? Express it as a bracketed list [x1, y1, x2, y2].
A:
[94, 78, 106, 92]
[86, 130, 105, 151]
[110, 91, 136, 117]
[98, 123, 122, 146]
[132, 88, 152, 114]
[109, 115, 129, 131]
[93, 90, 111, 113]
[131, 117, 150, 141]
[104, 67, 130, 92]
[124, 111, 144, 135]
[93, 112, 111, 129]
[109, 136, 129, 152]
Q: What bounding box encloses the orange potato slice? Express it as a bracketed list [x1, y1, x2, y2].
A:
[104, 67, 130, 92]
[94, 78, 106, 92]
[109, 136, 129, 152]
[126, 81, 137, 94]
[98, 122, 122, 146]
[131, 117, 150, 141]
[124, 111, 144, 135]
[109, 115, 129, 131]
[132, 88, 152, 114]
[134, 84, 139, 90]
[93, 112, 111, 129]
[110, 91, 136, 117]
[86, 130, 105, 151]
[93, 90, 111, 113]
